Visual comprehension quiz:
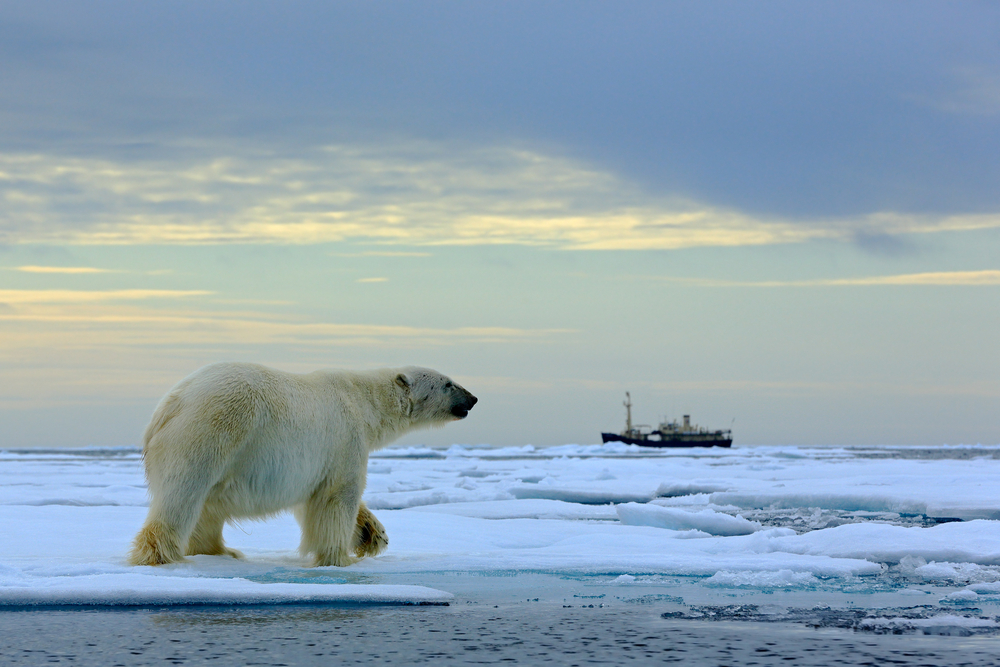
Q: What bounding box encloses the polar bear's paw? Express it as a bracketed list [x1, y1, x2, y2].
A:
[313, 548, 357, 568]
[128, 521, 185, 566]
[353, 503, 389, 558]
[188, 545, 245, 560]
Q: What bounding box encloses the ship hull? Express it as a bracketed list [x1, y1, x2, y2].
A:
[601, 432, 732, 448]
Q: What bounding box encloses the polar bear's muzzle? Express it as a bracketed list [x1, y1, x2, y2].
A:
[451, 391, 478, 420]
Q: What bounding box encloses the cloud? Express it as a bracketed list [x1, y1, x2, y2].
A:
[0, 300, 571, 349]
[0, 293, 573, 407]
[826, 270, 1000, 286]
[2, 143, 999, 252]
[12, 265, 116, 274]
[0, 289, 212, 304]
[356, 277, 388, 283]
[331, 251, 432, 257]
[921, 66, 1000, 116]
[658, 270, 1000, 287]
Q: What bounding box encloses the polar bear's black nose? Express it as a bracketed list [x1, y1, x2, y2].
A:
[451, 391, 478, 419]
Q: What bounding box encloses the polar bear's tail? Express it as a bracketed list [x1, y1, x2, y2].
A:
[142, 393, 183, 451]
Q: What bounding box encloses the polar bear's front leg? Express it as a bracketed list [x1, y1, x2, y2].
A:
[296, 480, 364, 567]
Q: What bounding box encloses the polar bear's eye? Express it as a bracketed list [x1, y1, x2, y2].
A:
[445, 382, 453, 389]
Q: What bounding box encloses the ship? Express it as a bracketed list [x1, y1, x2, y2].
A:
[601, 392, 732, 448]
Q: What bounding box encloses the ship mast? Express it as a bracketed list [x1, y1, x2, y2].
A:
[624, 392, 633, 435]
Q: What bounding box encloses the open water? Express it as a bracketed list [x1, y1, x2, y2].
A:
[3, 602, 1000, 666]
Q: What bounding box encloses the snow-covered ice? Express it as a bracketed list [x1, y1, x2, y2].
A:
[1, 443, 999, 620]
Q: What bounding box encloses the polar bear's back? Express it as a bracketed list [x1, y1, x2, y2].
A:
[144, 363, 299, 449]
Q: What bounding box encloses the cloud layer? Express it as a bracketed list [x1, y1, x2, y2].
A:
[3, 144, 999, 251]
[661, 270, 1000, 288]
[0, 286, 571, 408]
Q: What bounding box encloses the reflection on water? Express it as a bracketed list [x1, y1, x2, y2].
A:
[149, 605, 380, 628]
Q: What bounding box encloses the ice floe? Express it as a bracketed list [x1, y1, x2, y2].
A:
[1, 444, 999, 609]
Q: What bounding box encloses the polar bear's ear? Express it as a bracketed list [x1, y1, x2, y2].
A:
[394, 373, 411, 390]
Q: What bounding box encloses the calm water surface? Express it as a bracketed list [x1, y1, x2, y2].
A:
[2, 603, 999, 666]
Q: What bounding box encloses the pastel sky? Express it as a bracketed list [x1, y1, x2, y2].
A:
[2, 1, 998, 447]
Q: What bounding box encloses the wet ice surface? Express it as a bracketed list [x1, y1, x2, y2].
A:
[2, 443, 1000, 662]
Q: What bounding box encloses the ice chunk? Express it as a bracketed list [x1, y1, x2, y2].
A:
[510, 486, 654, 505]
[387, 481, 434, 493]
[914, 561, 1000, 583]
[704, 569, 820, 588]
[405, 499, 619, 521]
[616, 503, 762, 536]
[656, 482, 732, 497]
[710, 492, 929, 515]
[769, 520, 1000, 566]
[943, 589, 981, 603]
[858, 615, 998, 635]
[366, 490, 465, 509]
[943, 581, 1000, 602]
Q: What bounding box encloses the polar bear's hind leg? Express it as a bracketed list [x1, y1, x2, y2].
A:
[128, 476, 214, 566]
[186, 504, 244, 559]
[129, 426, 240, 565]
[129, 519, 185, 566]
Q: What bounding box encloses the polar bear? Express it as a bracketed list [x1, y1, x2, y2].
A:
[128, 362, 477, 567]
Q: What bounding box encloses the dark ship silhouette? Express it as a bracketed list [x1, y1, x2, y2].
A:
[601, 392, 732, 448]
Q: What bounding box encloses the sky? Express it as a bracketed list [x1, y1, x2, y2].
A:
[1, 1, 999, 447]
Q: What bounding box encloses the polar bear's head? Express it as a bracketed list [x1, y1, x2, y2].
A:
[396, 367, 478, 424]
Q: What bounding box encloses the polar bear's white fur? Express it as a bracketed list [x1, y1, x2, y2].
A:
[128, 362, 477, 567]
